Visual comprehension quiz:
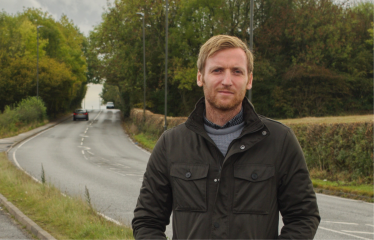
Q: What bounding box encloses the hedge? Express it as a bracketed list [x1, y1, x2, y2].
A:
[130, 108, 373, 183]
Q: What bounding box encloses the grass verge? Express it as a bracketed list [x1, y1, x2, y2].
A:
[0, 120, 48, 139]
[122, 118, 373, 202]
[0, 152, 133, 239]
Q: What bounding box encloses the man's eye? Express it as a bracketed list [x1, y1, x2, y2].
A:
[234, 70, 242, 74]
[213, 69, 221, 73]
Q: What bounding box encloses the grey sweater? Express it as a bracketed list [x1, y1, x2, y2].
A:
[204, 122, 245, 156]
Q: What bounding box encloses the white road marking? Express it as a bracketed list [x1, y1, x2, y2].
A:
[342, 230, 374, 235]
[10, 113, 124, 232]
[83, 154, 88, 160]
[317, 193, 373, 204]
[12, 127, 54, 183]
[319, 226, 371, 240]
[87, 151, 95, 155]
[126, 134, 151, 156]
[82, 150, 84, 155]
[80, 142, 83, 145]
[81, 138, 84, 141]
[97, 212, 122, 226]
[366, 224, 374, 227]
[323, 221, 359, 225]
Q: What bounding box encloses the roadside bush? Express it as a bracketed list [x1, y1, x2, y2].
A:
[291, 122, 373, 183]
[0, 96, 47, 137]
[130, 108, 373, 184]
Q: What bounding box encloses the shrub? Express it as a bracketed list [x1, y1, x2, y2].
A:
[130, 108, 373, 183]
[0, 96, 47, 136]
[16, 97, 47, 123]
[291, 122, 373, 183]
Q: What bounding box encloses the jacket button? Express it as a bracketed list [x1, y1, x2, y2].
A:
[251, 173, 258, 180]
[214, 222, 220, 228]
[240, 145, 245, 150]
[185, 172, 191, 178]
[262, 131, 267, 135]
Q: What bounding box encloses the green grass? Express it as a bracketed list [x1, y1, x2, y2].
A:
[133, 133, 158, 151]
[312, 178, 373, 198]
[0, 120, 48, 138]
[0, 152, 134, 239]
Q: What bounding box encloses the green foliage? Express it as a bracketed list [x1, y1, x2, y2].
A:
[0, 96, 47, 137]
[88, 0, 373, 118]
[292, 122, 373, 183]
[0, 9, 87, 116]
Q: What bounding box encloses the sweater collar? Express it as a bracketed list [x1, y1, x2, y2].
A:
[185, 97, 264, 137]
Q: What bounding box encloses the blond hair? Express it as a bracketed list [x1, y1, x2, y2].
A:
[197, 35, 253, 74]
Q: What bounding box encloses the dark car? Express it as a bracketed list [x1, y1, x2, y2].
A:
[73, 109, 89, 121]
[106, 102, 115, 109]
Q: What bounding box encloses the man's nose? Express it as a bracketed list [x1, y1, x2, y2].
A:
[222, 71, 233, 86]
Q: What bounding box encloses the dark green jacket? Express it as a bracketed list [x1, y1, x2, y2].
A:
[132, 97, 320, 239]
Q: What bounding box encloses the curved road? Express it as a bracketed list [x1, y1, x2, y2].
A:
[8, 109, 374, 239]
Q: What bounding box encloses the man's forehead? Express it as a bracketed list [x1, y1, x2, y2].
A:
[205, 48, 247, 67]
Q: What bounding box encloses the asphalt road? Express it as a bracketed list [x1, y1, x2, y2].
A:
[8, 109, 374, 239]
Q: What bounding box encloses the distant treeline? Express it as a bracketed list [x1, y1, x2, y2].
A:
[0, 9, 87, 116]
[89, 0, 373, 118]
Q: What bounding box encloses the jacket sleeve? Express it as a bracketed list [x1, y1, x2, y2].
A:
[132, 133, 172, 239]
[277, 129, 321, 239]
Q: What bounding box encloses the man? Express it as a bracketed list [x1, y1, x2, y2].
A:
[132, 35, 320, 239]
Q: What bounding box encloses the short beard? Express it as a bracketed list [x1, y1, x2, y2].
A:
[202, 76, 246, 111]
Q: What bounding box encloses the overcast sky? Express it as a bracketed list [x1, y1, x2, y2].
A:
[0, 0, 114, 36]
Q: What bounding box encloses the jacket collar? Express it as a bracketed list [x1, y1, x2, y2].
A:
[185, 97, 265, 139]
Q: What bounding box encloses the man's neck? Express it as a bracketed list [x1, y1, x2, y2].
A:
[205, 102, 242, 127]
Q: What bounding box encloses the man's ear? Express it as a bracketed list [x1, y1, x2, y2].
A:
[197, 71, 203, 87]
[246, 73, 253, 90]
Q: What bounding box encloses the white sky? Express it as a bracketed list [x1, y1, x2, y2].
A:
[0, 0, 114, 36]
[83, 83, 104, 110]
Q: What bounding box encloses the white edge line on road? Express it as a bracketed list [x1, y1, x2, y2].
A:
[97, 212, 123, 226]
[12, 127, 54, 184]
[317, 193, 374, 204]
[318, 226, 371, 240]
[366, 224, 374, 227]
[10, 112, 124, 232]
[126, 134, 151, 156]
[323, 221, 359, 225]
[342, 230, 374, 234]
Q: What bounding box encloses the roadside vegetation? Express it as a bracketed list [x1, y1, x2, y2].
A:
[0, 8, 87, 117]
[123, 113, 374, 202]
[0, 152, 133, 239]
[0, 97, 48, 138]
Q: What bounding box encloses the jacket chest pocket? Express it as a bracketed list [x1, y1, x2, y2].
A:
[233, 164, 274, 214]
[170, 163, 209, 212]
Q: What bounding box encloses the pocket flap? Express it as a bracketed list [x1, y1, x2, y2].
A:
[234, 164, 274, 182]
[170, 163, 209, 181]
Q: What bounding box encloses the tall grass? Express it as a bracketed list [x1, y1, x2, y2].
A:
[0, 97, 47, 138]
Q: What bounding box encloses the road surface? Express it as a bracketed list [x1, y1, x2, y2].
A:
[8, 109, 374, 239]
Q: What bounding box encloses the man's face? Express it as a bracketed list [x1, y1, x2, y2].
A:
[197, 48, 253, 112]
